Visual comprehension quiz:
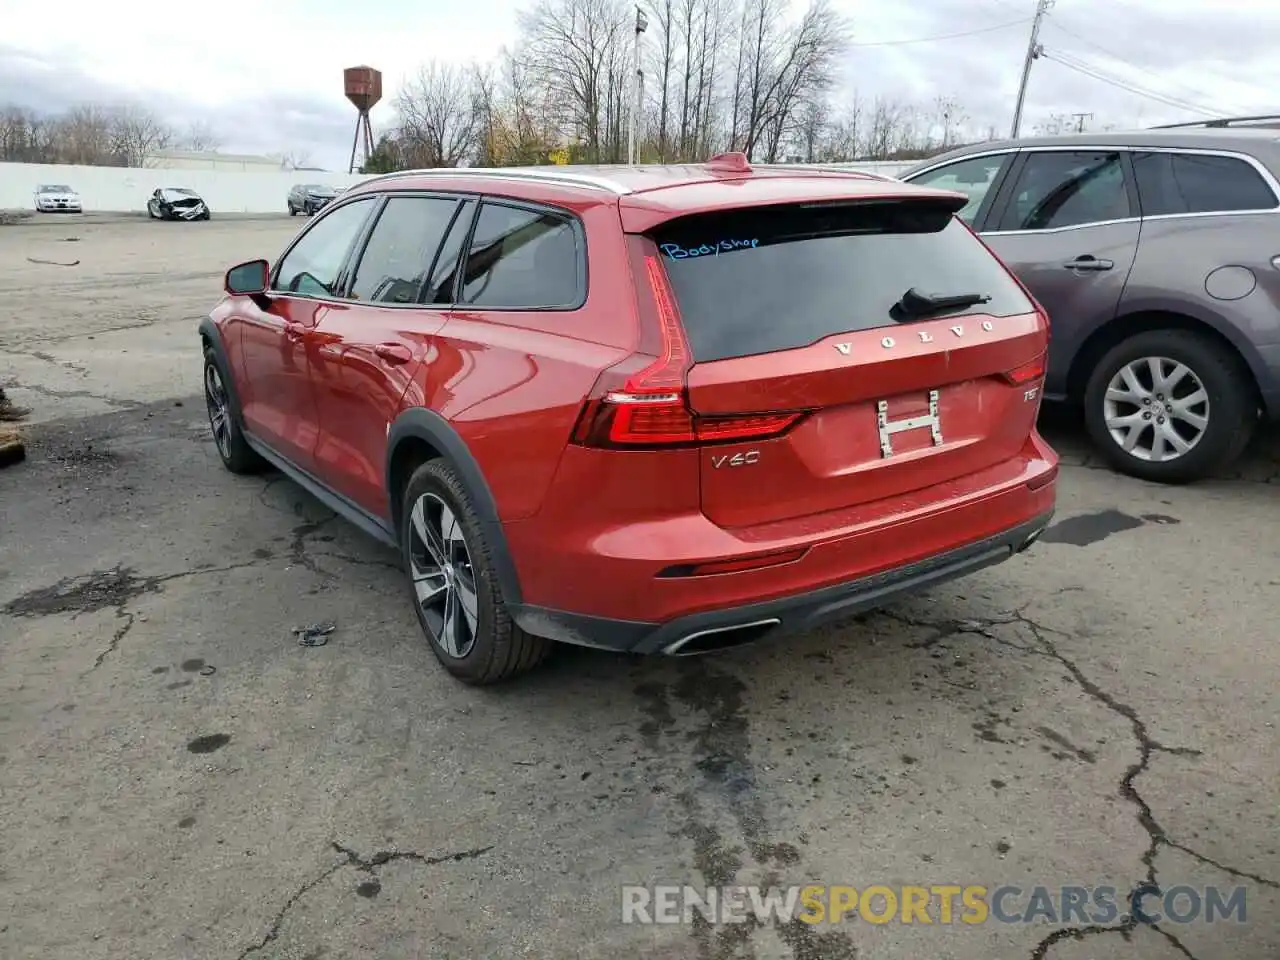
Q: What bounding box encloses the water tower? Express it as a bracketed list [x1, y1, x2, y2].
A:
[344, 66, 382, 173]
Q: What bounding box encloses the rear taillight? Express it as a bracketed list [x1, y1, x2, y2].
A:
[571, 245, 805, 449]
[1002, 354, 1046, 386]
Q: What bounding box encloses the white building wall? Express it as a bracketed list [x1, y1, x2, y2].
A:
[0, 159, 916, 215]
[1, 162, 374, 214]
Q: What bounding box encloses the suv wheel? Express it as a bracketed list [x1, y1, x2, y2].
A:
[288, 202, 297, 216]
[1084, 329, 1255, 483]
[401, 460, 551, 685]
[203, 347, 264, 474]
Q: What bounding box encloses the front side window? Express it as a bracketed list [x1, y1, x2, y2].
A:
[908, 154, 1010, 225]
[1132, 152, 1278, 216]
[273, 198, 375, 298]
[349, 196, 464, 305]
[459, 203, 584, 309]
[996, 151, 1132, 231]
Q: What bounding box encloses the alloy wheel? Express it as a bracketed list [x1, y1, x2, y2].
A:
[408, 493, 479, 658]
[1102, 355, 1210, 463]
[204, 362, 231, 459]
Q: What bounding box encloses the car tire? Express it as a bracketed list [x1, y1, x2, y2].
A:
[400, 459, 551, 685]
[288, 203, 297, 216]
[1083, 329, 1256, 484]
[202, 346, 264, 475]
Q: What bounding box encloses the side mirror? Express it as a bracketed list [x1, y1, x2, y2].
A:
[225, 259, 270, 296]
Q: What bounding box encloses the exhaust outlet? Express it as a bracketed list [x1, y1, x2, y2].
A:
[663, 618, 781, 656]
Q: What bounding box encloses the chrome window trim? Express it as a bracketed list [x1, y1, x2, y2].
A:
[906, 144, 1280, 230]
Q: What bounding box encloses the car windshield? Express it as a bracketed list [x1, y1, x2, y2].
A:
[40, 185, 72, 193]
[165, 188, 198, 197]
[305, 184, 326, 192]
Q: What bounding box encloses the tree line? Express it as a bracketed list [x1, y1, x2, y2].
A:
[0, 103, 222, 167]
[366, 0, 1096, 172]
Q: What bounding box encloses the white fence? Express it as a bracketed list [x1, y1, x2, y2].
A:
[0, 162, 373, 215]
[0, 159, 915, 216]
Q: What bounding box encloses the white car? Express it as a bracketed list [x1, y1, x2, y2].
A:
[34, 184, 83, 213]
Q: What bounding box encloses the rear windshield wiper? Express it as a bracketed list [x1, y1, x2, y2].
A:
[892, 287, 992, 321]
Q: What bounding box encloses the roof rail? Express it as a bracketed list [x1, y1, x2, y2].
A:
[1149, 114, 1280, 130]
[355, 166, 633, 195]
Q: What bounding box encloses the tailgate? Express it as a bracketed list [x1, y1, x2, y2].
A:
[649, 196, 1048, 529]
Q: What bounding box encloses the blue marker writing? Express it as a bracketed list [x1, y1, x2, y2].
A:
[660, 238, 759, 259]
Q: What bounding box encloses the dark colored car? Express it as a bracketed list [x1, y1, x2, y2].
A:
[901, 127, 1280, 483]
[147, 187, 210, 221]
[288, 183, 339, 216]
[199, 155, 1058, 685]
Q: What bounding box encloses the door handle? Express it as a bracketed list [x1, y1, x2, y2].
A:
[284, 321, 306, 341]
[1063, 256, 1114, 271]
[374, 342, 413, 365]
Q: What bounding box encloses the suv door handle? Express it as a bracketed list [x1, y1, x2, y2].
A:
[374, 342, 413, 365]
[1063, 256, 1114, 271]
[283, 321, 306, 341]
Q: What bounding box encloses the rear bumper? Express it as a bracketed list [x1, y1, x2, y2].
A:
[512, 509, 1054, 654]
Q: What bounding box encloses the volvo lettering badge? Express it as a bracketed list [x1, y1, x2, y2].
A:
[838, 320, 996, 354]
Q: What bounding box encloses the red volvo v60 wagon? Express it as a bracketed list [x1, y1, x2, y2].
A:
[200, 154, 1059, 684]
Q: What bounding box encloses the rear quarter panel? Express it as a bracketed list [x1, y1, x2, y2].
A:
[1119, 213, 1280, 401]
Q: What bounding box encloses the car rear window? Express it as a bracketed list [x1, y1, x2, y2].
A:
[651, 200, 1035, 362]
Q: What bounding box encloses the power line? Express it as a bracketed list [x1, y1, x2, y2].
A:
[1042, 50, 1219, 116]
[1043, 14, 1250, 115]
[850, 18, 1030, 47]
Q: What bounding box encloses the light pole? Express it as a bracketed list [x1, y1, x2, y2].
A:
[628, 5, 648, 165]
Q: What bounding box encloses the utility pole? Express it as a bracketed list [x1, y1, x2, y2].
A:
[1071, 111, 1093, 133]
[1010, 0, 1054, 139]
[628, 5, 648, 165]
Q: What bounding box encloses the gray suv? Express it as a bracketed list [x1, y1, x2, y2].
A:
[901, 127, 1280, 483]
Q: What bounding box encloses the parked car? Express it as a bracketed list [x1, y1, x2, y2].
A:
[34, 184, 82, 213]
[899, 126, 1280, 483]
[199, 156, 1058, 684]
[288, 183, 339, 216]
[147, 187, 210, 221]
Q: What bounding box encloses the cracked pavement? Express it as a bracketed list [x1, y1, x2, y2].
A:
[1, 219, 1278, 959]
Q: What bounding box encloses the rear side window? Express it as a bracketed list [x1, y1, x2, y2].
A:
[459, 203, 584, 309]
[995, 151, 1131, 231]
[349, 196, 462, 305]
[1132, 152, 1278, 216]
[653, 201, 1034, 363]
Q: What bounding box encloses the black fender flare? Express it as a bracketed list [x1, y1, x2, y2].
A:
[385, 407, 524, 606]
[197, 316, 246, 421]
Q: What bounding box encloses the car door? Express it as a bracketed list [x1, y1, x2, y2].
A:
[978, 149, 1141, 399]
[236, 196, 378, 472]
[901, 150, 1018, 228]
[309, 193, 477, 518]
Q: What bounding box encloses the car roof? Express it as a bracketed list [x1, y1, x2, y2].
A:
[903, 127, 1280, 172]
[347, 156, 964, 216]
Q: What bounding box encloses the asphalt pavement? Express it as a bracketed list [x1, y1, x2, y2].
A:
[0, 218, 1276, 960]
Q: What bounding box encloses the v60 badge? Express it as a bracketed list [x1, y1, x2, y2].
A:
[711, 450, 760, 469]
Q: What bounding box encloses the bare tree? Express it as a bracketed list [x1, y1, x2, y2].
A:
[519, 0, 629, 162]
[108, 104, 173, 167]
[395, 61, 480, 167]
[647, 0, 677, 160]
[273, 150, 313, 171]
[179, 120, 221, 153]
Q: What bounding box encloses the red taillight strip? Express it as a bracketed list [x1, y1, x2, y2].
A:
[1003, 354, 1046, 386]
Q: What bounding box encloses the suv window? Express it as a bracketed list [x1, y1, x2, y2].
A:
[995, 151, 1131, 231]
[907, 154, 1009, 225]
[349, 196, 462, 305]
[273, 198, 374, 297]
[459, 203, 583, 309]
[653, 199, 1035, 363]
[1132, 151, 1278, 216]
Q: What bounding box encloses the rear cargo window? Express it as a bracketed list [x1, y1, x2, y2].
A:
[651, 200, 1034, 362]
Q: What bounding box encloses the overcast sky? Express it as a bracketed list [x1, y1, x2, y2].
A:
[1, 0, 1277, 170]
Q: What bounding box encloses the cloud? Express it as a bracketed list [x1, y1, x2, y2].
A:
[1, 0, 1277, 165]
